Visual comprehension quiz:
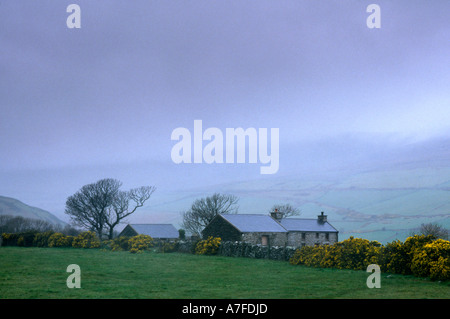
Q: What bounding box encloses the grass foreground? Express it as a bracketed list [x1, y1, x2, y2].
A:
[0, 247, 449, 299]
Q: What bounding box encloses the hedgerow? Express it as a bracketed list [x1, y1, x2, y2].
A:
[72, 231, 101, 248]
[289, 235, 449, 281]
[106, 236, 131, 251]
[1, 232, 37, 247]
[48, 232, 74, 248]
[33, 231, 55, 247]
[289, 237, 382, 270]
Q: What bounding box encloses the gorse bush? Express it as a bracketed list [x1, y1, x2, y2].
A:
[107, 236, 131, 251]
[72, 231, 101, 248]
[411, 239, 450, 281]
[378, 235, 436, 275]
[378, 239, 409, 275]
[195, 236, 221, 255]
[290, 235, 449, 281]
[128, 234, 153, 253]
[33, 231, 55, 247]
[402, 234, 436, 272]
[334, 237, 381, 270]
[289, 237, 382, 270]
[104, 236, 179, 253]
[48, 232, 74, 248]
[48, 233, 64, 247]
[289, 245, 326, 268]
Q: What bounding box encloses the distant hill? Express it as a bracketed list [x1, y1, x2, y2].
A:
[0, 196, 67, 227]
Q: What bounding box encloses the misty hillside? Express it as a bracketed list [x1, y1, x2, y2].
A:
[219, 169, 450, 243]
[0, 196, 67, 227]
[137, 166, 449, 244]
[135, 136, 450, 244]
[0, 134, 448, 245]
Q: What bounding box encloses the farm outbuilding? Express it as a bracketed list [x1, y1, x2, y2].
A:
[202, 212, 338, 247]
[119, 224, 179, 241]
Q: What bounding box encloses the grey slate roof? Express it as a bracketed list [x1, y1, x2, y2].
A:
[280, 218, 338, 233]
[129, 224, 179, 239]
[220, 214, 286, 232]
[220, 214, 338, 233]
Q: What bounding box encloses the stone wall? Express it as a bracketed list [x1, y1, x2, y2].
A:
[176, 240, 195, 253]
[175, 239, 297, 261]
[241, 232, 287, 246]
[218, 241, 297, 261]
[287, 231, 338, 246]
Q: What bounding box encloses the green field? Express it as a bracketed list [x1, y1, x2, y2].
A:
[0, 247, 448, 299]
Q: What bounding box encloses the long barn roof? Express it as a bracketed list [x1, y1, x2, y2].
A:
[280, 218, 338, 233]
[221, 214, 286, 232]
[220, 214, 338, 233]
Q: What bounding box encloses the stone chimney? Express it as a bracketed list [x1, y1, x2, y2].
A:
[270, 208, 284, 221]
[318, 211, 327, 224]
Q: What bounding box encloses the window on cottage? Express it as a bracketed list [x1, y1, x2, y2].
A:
[315, 232, 319, 239]
[325, 233, 329, 241]
[261, 235, 269, 246]
[301, 233, 306, 240]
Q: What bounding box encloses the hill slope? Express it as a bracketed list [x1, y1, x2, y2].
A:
[212, 167, 450, 244]
[135, 165, 450, 244]
[0, 196, 67, 227]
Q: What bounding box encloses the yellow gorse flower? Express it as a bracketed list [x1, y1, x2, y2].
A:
[289, 235, 449, 281]
[195, 236, 221, 255]
[128, 234, 153, 253]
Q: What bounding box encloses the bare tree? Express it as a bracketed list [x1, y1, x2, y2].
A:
[105, 186, 155, 239]
[0, 215, 55, 233]
[411, 222, 448, 240]
[65, 178, 155, 239]
[269, 203, 301, 218]
[181, 193, 239, 236]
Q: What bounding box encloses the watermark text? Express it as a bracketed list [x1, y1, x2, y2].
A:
[171, 120, 279, 174]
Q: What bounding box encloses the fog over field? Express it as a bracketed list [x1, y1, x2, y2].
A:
[2, 133, 448, 243]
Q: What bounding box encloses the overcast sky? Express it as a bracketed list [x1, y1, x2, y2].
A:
[0, 1, 449, 220]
